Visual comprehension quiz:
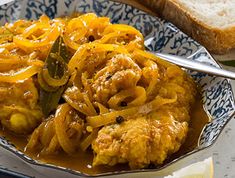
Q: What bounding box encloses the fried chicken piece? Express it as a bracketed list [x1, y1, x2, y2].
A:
[91, 54, 142, 104]
[92, 112, 188, 169]
[0, 78, 38, 108]
[0, 79, 42, 134]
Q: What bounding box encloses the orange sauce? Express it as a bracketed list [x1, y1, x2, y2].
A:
[0, 94, 209, 175]
[168, 93, 210, 163]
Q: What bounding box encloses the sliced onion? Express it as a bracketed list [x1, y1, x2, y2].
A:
[0, 65, 41, 83]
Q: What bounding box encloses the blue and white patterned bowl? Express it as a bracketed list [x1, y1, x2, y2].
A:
[0, 0, 234, 177]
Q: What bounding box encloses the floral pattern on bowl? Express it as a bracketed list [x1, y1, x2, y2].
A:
[0, 0, 234, 177]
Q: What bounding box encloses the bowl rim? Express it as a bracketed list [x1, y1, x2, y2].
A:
[0, 0, 234, 177]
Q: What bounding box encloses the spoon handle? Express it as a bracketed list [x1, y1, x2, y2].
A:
[155, 53, 235, 80]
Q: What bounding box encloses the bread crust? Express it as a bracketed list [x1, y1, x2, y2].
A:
[140, 0, 235, 54]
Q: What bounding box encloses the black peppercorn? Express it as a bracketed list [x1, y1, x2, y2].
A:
[88, 35, 95, 42]
[106, 74, 112, 80]
[116, 116, 124, 124]
[120, 101, 127, 107]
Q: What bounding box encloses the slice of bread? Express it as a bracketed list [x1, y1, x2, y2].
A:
[140, 0, 235, 54]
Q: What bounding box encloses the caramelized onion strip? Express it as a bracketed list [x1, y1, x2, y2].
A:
[87, 94, 177, 128]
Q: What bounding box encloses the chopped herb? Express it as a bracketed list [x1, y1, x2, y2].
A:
[116, 116, 124, 124]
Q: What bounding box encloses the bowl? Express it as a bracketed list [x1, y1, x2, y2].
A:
[0, 0, 234, 177]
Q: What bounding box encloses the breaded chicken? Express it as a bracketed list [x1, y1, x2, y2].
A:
[91, 62, 196, 169]
[0, 79, 42, 134]
[91, 54, 142, 104]
[92, 113, 188, 169]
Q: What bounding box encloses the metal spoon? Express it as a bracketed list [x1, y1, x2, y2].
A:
[154, 53, 235, 80]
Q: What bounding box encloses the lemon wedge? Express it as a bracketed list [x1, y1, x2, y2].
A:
[164, 157, 214, 178]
